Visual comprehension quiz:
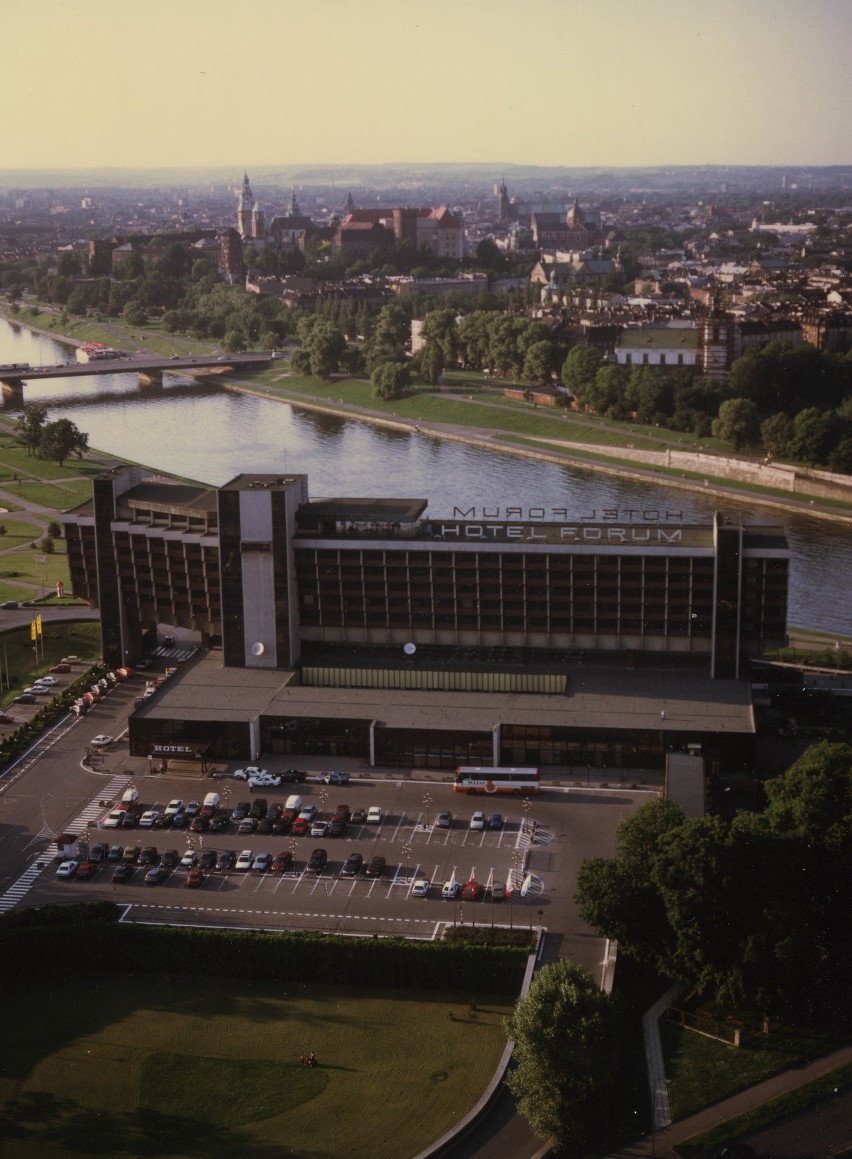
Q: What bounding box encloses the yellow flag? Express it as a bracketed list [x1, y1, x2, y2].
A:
[30, 620, 37, 641]
[36, 615, 43, 637]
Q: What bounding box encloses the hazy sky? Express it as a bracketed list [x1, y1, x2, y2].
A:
[3, 0, 850, 170]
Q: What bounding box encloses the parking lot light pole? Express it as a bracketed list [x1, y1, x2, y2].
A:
[422, 792, 432, 829]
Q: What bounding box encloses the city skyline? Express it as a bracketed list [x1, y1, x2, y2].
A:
[2, 0, 851, 172]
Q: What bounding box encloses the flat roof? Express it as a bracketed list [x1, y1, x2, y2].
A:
[299, 497, 428, 524]
[135, 652, 754, 736]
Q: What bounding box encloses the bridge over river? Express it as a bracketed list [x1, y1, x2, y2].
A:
[0, 351, 275, 400]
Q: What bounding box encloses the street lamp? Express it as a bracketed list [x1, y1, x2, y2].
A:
[521, 796, 532, 836]
[422, 792, 432, 829]
[401, 842, 413, 882]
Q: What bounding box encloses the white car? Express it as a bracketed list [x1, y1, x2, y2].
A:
[138, 810, 159, 828]
[298, 804, 318, 822]
[56, 860, 79, 878]
[164, 799, 184, 818]
[233, 766, 267, 781]
[441, 879, 459, 899]
[179, 850, 197, 869]
[248, 773, 281, 788]
[35, 676, 59, 686]
[102, 810, 124, 829]
[91, 734, 114, 747]
[235, 849, 254, 871]
[469, 811, 486, 830]
[311, 819, 329, 838]
[411, 878, 431, 897]
[366, 806, 383, 824]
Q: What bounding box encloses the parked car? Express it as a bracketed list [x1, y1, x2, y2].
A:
[491, 881, 507, 900]
[102, 810, 124, 829]
[75, 861, 97, 880]
[138, 810, 160, 828]
[435, 811, 452, 828]
[252, 852, 273, 874]
[316, 770, 350, 785]
[199, 850, 217, 872]
[186, 868, 204, 888]
[184, 800, 200, 817]
[281, 768, 308, 783]
[164, 799, 184, 819]
[235, 849, 254, 871]
[179, 850, 197, 869]
[0, 600, 19, 609]
[351, 808, 367, 825]
[145, 866, 168, 885]
[233, 766, 267, 781]
[271, 851, 294, 874]
[328, 817, 347, 837]
[488, 813, 504, 830]
[13, 694, 35, 704]
[34, 675, 58, 687]
[88, 842, 108, 863]
[90, 734, 113, 747]
[161, 848, 180, 868]
[461, 879, 484, 900]
[441, 879, 459, 899]
[411, 878, 431, 897]
[333, 804, 351, 821]
[170, 812, 188, 829]
[366, 806, 383, 824]
[306, 848, 328, 874]
[238, 817, 258, 834]
[248, 797, 268, 820]
[112, 863, 132, 884]
[340, 852, 363, 877]
[291, 817, 309, 836]
[138, 846, 159, 866]
[469, 811, 486, 831]
[189, 815, 208, 833]
[208, 811, 229, 834]
[107, 844, 124, 862]
[298, 804, 317, 822]
[216, 850, 236, 872]
[49, 663, 72, 673]
[231, 801, 250, 822]
[364, 855, 386, 878]
[311, 819, 329, 838]
[122, 845, 141, 864]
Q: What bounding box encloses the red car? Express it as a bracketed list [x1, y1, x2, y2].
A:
[75, 861, 98, 880]
[271, 852, 294, 874]
[50, 663, 72, 673]
[186, 868, 204, 888]
[291, 817, 309, 836]
[461, 879, 484, 901]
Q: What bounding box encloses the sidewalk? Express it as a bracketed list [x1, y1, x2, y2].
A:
[606, 1042, 852, 1157]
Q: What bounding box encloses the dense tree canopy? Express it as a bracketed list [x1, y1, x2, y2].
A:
[576, 744, 852, 1019]
[505, 960, 623, 1154]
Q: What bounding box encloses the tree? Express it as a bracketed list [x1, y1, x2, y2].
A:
[371, 360, 410, 399]
[712, 397, 760, 451]
[122, 301, 147, 327]
[40, 535, 55, 554]
[561, 346, 603, 405]
[789, 407, 837, 468]
[47, 520, 62, 540]
[420, 308, 459, 364]
[760, 412, 794, 459]
[36, 418, 89, 467]
[419, 342, 444, 386]
[522, 340, 556, 386]
[14, 403, 48, 456]
[505, 960, 622, 1153]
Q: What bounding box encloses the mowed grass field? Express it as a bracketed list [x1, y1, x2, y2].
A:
[0, 972, 513, 1159]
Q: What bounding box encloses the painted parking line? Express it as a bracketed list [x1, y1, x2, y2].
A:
[119, 901, 441, 927]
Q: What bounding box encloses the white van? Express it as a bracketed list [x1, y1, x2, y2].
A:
[201, 792, 220, 817]
[120, 787, 139, 807]
[284, 794, 303, 814]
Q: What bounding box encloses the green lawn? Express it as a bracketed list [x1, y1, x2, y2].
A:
[662, 1018, 842, 1121]
[0, 621, 101, 702]
[0, 973, 513, 1159]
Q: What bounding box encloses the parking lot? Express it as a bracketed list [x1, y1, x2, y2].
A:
[23, 765, 652, 976]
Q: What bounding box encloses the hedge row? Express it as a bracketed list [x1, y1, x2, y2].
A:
[0, 906, 528, 994]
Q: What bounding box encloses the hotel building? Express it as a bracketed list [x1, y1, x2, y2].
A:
[61, 468, 789, 772]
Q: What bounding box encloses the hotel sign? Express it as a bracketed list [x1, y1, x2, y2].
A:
[438, 523, 684, 543]
[437, 506, 691, 544]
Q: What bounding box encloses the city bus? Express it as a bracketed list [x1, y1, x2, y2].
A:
[452, 767, 540, 794]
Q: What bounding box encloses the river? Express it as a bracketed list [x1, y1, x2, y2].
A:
[1, 316, 850, 636]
